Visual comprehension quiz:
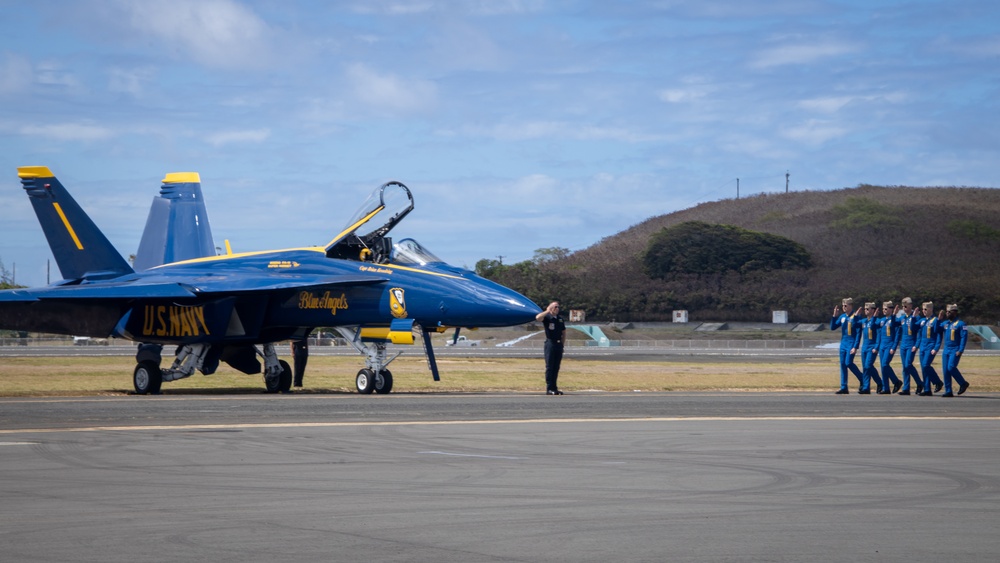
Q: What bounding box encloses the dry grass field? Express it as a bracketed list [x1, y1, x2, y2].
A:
[1, 355, 998, 397]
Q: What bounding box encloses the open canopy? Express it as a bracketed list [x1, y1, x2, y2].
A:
[325, 181, 414, 262]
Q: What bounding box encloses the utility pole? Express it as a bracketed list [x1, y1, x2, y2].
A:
[736, 178, 740, 199]
[785, 171, 790, 193]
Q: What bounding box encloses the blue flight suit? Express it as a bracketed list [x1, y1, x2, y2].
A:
[940, 318, 969, 395]
[830, 312, 863, 391]
[898, 312, 923, 392]
[858, 315, 883, 393]
[917, 315, 945, 394]
[876, 314, 902, 393]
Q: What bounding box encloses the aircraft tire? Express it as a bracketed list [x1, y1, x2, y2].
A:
[278, 360, 293, 393]
[134, 360, 162, 395]
[356, 369, 376, 394]
[374, 369, 393, 394]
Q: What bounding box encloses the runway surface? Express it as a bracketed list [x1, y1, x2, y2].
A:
[2, 393, 999, 562]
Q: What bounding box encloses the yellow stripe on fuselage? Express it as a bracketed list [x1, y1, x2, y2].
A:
[153, 247, 328, 268]
[382, 263, 463, 279]
[52, 202, 84, 250]
[151, 248, 465, 280]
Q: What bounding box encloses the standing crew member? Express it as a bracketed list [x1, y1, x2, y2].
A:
[897, 297, 923, 395]
[876, 301, 902, 394]
[536, 301, 566, 395]
[858, 302, 884, 394]
[916, 302, 945, 396]
[831, 298, 863, 394]
[291, 338, 308, 388]
[940, 304, 970, 397]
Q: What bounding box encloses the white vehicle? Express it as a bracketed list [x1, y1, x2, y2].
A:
[445, 335, 481, 347]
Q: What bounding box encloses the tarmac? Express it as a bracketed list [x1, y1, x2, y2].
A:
[2, 392, 999, 562]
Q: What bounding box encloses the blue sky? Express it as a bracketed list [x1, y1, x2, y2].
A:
[1, 0, 998, 286]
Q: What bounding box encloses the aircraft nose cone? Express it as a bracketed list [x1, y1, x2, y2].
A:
[488, 293, 543, 325]
[440, 278, 542, 327]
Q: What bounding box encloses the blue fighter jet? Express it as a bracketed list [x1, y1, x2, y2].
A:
[0, 166, 542, 394]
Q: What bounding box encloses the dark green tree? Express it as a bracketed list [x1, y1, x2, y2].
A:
[642, 221, 812, 280]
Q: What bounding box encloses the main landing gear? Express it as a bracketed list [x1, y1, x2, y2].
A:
[355, 368, 393, 395]
[131, 343, 292, 395]
[335, 327, 398, 395]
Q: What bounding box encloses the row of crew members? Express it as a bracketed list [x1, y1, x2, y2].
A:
[830, 297, 969, 397]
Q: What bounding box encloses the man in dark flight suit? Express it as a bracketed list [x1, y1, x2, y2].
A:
[536, 301, 566, 395]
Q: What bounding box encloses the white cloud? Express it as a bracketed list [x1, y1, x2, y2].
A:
[447, 121, 663, 143]
[205, 128, 271, 146]
[750, 40, 861, 68]
[657, 77, 716, 104]
[781, 119, 849, 145]
[114, 0, 275, 69]
[797, 92, 908, 113]
[0, 53, 33, 94]
[346, 63, 438, 115]
[108, 67, 154, 96]
[797, 96, 855, 113]
[35, 62, 78, 88]
[19, 122, 114, 141]
[932, 35, 1000, 58]
[350, 0, 543, 16]
[658, 89, 704, 103]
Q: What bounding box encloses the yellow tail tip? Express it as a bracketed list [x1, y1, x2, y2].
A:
[17, 166, 55, 178]
[162, 172, 201, 184]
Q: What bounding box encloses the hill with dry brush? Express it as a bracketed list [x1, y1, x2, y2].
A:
[479, 185, 1000, 324]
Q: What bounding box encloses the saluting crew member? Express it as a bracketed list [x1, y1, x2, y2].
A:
[896, 297, 923, 395]
[916, 302, 945, 396]
[831, 298, 863, 394]
[875, 301, 902, 394]
[536, 301, 566, 395]
[939, 304, 970, 397]
[858, 302, 884, 394]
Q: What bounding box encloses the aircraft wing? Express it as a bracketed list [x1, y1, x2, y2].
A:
[0, 273, 388, 302]
[0, 283, 196, 302]
[179, 273, 388, 294]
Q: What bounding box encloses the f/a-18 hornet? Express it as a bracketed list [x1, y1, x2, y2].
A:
[0, 167, 541, 394]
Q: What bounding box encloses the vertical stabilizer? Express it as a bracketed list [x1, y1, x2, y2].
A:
[133, 172, 216, 271]
[17, 166, 133, 281]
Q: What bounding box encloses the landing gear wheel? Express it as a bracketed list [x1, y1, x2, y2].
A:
[264, 360, 293, 393]
[134, 360, 162, 395]
[374, 369, 393, 394]
[356, 368, 376, 394]
[277, 359, 292, 393]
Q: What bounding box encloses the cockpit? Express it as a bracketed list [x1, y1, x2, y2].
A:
[391, 238, 443, 266]
[325, 181, 447, 269]
[325, 181, 414, 264]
